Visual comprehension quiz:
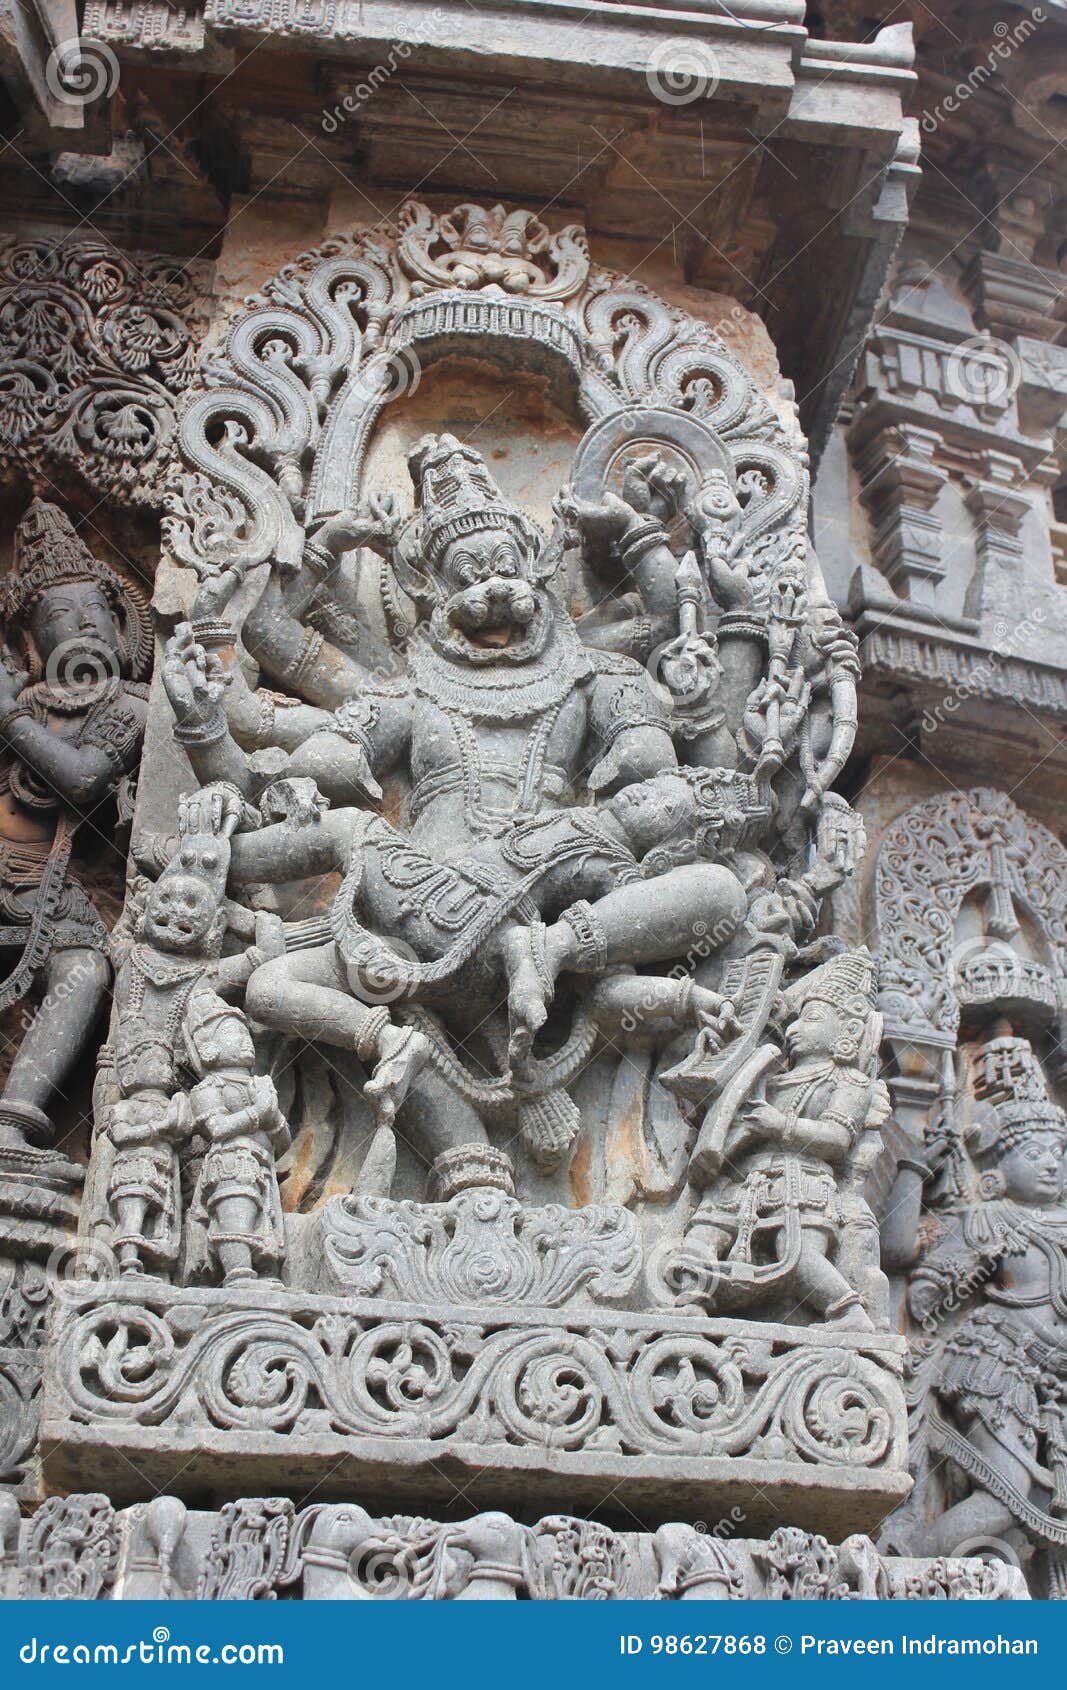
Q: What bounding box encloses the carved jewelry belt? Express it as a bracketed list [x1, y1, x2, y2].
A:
[408, 758, 568, 822]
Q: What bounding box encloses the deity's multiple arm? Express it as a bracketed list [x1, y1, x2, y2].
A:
[584, 659, 678, 794]
[239, 503, 398, 710]
[225, 806, 358, 886]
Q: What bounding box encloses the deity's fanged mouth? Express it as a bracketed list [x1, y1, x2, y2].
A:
[469, 624, 518, 649]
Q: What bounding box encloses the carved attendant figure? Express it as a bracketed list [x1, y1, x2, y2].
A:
[178, 988, 289, 1286]
[104, 802, 282, 1276]
[0, 500, 151, 1160]
[907, 1086, 1067, 1561]
[677, 948, 890, 1329]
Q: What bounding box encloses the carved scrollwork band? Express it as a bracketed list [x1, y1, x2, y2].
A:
[43, 1284, 908, 1495]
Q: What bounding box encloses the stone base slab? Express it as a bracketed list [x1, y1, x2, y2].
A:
[41, 1281, 910, 1538]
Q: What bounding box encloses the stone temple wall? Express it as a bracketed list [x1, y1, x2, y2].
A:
[0, 0, 1062, 1602]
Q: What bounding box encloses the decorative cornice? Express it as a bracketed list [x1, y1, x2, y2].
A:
[858, 619, 1067, 721]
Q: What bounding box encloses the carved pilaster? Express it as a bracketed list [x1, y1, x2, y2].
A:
[963, 453, 1033, 618]
[964, 251, 1066, 347]
[858, 425, 947, 607]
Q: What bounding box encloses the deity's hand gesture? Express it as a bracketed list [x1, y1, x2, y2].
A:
[654, 629, 720, 708]
[163, 623, 229, 730]
[553, 484, 638, 553]
[809, 603, 859, 673]
[620, 453, 688, 524]
[690, 466, 742, 528]
[191, 566, 244, 624]
[309, 493, 401, 563]
[742, 664, 810, 762]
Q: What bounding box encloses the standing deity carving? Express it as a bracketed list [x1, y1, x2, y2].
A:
[0, 500, 151, 1170]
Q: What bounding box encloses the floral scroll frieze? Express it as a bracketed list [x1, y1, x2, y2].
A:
[0, 240, 210, 508]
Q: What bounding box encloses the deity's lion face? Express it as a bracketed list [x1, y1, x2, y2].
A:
[30, 582, 119, 666]
[441, 530, 537, 645]
[141, 872, 220, 954]
[1000, 1136, 1064, 1204]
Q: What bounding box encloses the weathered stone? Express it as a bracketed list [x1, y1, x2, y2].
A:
[0, 1490, 1030, 1600]
[0, 0, 1064, 1608]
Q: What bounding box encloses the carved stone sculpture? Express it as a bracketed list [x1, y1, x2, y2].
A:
[0, 1491, 1028, 1601]
[0, 241, 207, 508]
[886, 1034, 1067, 1593]
[97, 791, 287, 1280]
[675, 947, 890, 1330]
[31, 199, 910, 1535]
[0, 501, 151, 1231]
[2, 0, 1066, 1607]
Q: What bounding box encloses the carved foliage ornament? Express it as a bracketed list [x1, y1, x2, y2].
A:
[0, 241, 209, 507]
[874, 787, 1067, 1037]
[166, 199, 806, 580]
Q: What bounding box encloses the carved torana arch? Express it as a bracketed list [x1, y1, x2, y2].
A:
[874, 787, 1067, 1040]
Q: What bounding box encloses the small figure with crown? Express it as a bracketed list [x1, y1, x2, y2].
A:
[0, 500, 152, 1164]
[670, 947, 890, 1330]
[102, 787, 284, 1277]
[898, 1038, 1067, 1570]
[175, 988, 289, 1286]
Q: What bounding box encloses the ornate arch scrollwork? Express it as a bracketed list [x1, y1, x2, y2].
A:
[874, 787, 1067, 1040]
[166, 200, 809, 588]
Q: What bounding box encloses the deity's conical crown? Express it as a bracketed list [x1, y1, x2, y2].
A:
[4, 499, 116, 623]
[787, 946, 878, 1022]
[969, 1034, 1067, 1157]
[408, 433, 533, 567]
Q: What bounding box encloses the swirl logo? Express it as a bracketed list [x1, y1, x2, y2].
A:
[347, 936, 420, 1005]
[152, 1628, 171, 1645]
[946, 334, 1022, 409]
[647, 633, 721, 711]
[46, 1236, 120, 1305]
[44, 635, 121, 708]
[354, 347, 422, 407]
[950, 1535, 1022, 1570]
[347, 1544, 415, 1599]
[45, 38, 120, 109]
[646, 40, 720, 106]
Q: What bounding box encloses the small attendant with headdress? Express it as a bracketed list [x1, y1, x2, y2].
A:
[0, 499, 152, 1160]
[676, 947, 890, 1330]
[104, 790, 283, 1279]
[904, 1046, 1067, 1561]
[173, 986, 289, 1287]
